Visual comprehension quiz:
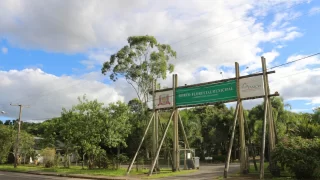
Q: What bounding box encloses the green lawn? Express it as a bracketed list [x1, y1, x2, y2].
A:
[0, 165, 129, 176]
[226, 162, 294, 180]
[143, 169, 198, 179]
[0, 164, 198, 178]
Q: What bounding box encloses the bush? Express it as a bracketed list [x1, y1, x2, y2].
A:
[41, 147, 56, 168]
[212, 155, 226, 163]
[272, 136, 320, 179]
[44, 160, 54, 168]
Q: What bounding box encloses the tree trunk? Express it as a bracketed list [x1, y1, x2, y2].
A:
[82, 153, 86, 169]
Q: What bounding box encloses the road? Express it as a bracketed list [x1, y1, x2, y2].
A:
[158, 163, 240, 180]
[0, 171, 91, 180]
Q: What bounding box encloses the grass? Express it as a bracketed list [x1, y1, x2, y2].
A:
[226, 162, 294, 180]
[0, 164, 198, 178]
[143, 169, 198, 179]
[0, 164, 129, 176]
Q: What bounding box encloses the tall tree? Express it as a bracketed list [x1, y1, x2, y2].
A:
[101, 35, 176, 107]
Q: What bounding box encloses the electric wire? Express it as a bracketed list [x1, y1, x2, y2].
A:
[15, 67, 319, 122]
[0, 2, 316, 111]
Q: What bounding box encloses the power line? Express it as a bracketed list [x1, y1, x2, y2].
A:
[168, 1, 301, 46]
[269, 52, 320, 70]
[172, 1, 304, 50]
[1, 2, 314, 107]
[146, 65, 320, 103]
[5, 67, 319, 122]
[175, 8, 318, 61]
[251, 52, 320, 74]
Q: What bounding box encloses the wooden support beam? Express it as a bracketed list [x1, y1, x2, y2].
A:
[260, 56, 269, 179]
[172, 74, 178, 172]
[224, 102, 240, 178]
[127, 113, 155, 175]
[149, 112, 175, 176]
[235, 62, 248, 174]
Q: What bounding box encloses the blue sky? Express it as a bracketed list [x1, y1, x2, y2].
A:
[0, 0, 320, 122]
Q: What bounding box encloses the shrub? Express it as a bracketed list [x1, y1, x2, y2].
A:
[44, 160, 54, 168]
[212, 155, 226, 163]
[41, 147, 56, 168]
[272, 136, 320, 179]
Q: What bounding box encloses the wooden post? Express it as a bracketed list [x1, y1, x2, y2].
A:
[239, 103, 249, 173]
[174, 74, 180, 171]
[178, 113, 195, 168]
[184, 143, 187, 170]
[263, 57, 276, 151]
[224, 102, 240, 178]
[263, 57, 278, 175]
[10, 104, 30, 168]
[127, 113, 155, 175]
[149, 111, 175, 176]
[172, 74, 177, 172]
[158, 115, 174, 169]
[235, 62, 248, 174]
[152, 80, 157, 172]
[260, 56, 269, 179]
[244, 112, 258, 171]
[155, 110, 159, 170]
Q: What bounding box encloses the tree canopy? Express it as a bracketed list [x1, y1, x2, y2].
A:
[101, 35, 176, 104]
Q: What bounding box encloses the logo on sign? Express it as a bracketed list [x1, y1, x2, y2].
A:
[241, 83, 262, 92]
[158, 94, 171, 106]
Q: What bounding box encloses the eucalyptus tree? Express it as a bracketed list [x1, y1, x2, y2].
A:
[101, 35, 176, 109]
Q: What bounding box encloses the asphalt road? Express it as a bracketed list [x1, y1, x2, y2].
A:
[0, 171, 91, 180]
[158, 163, 240, 180]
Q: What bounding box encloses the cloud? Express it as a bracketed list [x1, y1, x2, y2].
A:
[268, 54, 320, 105]
[0, 0, 317, 114]
[309, 6, 320, 16]
[290, 108, 311, 113]
[1, 47, 8, 54]
[282, 31, 303, 41]
[81, 49, 113, 69]
[0, 69, 124, 121]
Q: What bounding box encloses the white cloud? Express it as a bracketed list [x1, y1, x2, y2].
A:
[309, 6, 320, 16]
[282, 31, 303, 41]
[0, 69, 124, 121]
[290, 108, 311, 113]
[81, 49, 113, 69]
[0, 0, 317, 115]
[1, 47, 8, 54]
[268, 54, 320, 105]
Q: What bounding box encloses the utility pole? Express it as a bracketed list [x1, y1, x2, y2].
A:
[10, 104, 30, 168]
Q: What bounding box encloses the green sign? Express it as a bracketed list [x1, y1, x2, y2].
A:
[175, 80, 237, 107]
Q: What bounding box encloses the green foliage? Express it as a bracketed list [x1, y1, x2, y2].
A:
[19, 131, 36, 164]
[101, 35, 176, 104]
[41, 95, 131, 169]
[212, 155, 226, 163]
[41, 147, 56, 168]
[0, 125, 34, 164]
[272, 136, 320, 179]
[0, 125, 14, 164]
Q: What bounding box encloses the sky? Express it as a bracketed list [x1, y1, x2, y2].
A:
[0, 0, 320, 122]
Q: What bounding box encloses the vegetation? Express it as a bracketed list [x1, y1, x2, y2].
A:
[272, 137, 320, 179]
[1, 36, 319, 179]
[2, 95, 319, 179]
